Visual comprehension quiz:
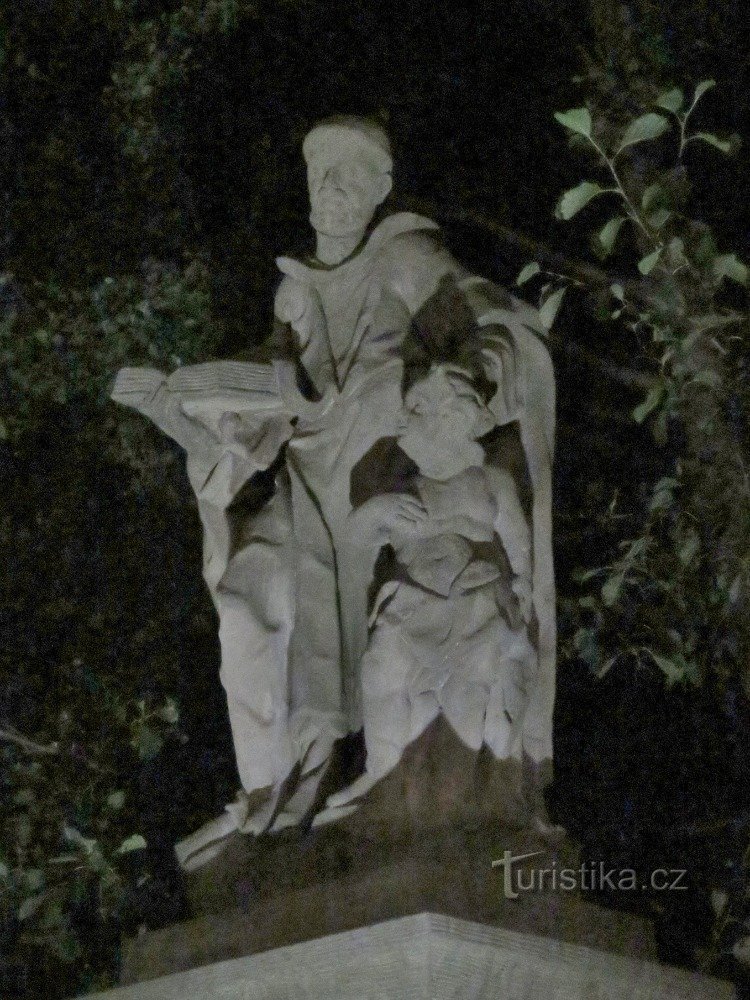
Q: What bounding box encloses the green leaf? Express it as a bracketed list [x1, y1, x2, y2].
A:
[641, 182, 665, 212]
[155, 697, 179, 725]
[647, 208, 672, 229]
[83, 845, 109, 876]
[13, 788, 35, 807]
[648, 651, 686, 686]
[597, 216, 626, 256]
[132, 725, 164, 760]
[653, 476, 679, 494]
[573, 627, 599, 669]
[621, 536, 648, 562]
[653, 326, 675, 344]
[646, 649, 701, 687]
[638, 247, 662, 275]
[23, 869, 45, 893]
[598, 656, 618, 678]
[41, 898, 65, 931]
[516, 262, 541, 285]
[18, 893, 46, 921]
[553, 107, 592, 138]
[571, 567, 601, 583]
[616, 113, 670, 154]
[655, 87, 684, 113]
[556, 181, 610, 221]
[713, 254, 748, 286]
[538, 286, 566, 330]
[0, 417, 8, 441]
[116, 834, 147, 855]
[602, 572, 625, 607]
[665, 237, 687, 268]
[692, 79, 716, 105]
[693, 230, 718, 267]
[689, 369, 722, 389]
[106, 790, 126, 810]
[570, 567, 601, 583]
[691, 132, 733, 154]
[63, 825, 97, 854]
[632, 382, 666, 423]
[649, 489, 674, 513]
[678, 531, 700, 566]
[610, 282, 625, 301]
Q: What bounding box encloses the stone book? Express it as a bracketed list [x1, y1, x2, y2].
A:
[112, 361, 282, 414]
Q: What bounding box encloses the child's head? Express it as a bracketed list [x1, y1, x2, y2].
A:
[398, 364, 495, 478]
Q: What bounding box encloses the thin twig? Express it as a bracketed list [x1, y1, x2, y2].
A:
[549, 335, 656, 391]
[0, 726, 59, 756]
[405, 198, 611, 286]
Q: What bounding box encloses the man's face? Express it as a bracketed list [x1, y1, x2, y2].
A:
[307, 148, 391, 238]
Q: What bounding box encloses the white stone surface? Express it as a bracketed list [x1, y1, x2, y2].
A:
[85, 912, 730, 1000]
[112, 116, 560, 862]
[318, 366, 537, 819]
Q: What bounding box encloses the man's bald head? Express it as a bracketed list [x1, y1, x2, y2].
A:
[303, 116, 393, 174]
[304, 116, 393, 242]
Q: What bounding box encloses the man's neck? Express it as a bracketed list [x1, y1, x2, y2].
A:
[314, 230, 366, 266]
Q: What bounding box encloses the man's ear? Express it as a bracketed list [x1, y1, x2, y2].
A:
[376, 172, 393, 204]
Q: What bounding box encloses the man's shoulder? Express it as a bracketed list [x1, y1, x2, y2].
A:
[374, 214, 464, 313]
[373, 213, 447, 265]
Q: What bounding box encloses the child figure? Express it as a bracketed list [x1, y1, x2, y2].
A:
[320, 363, 538, 815]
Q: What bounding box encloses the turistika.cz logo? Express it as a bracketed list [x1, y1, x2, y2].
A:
[491, 850, 688, 900]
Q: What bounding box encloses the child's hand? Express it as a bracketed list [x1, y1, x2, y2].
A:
[349, 493, 427, 546]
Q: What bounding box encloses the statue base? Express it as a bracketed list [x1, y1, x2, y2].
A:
[109, 911, 730, 1000]
[122, 720, 658, 986]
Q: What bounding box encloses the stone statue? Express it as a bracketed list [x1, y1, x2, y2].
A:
[112, 116, 557, 867]
[313, 363, 537, 826]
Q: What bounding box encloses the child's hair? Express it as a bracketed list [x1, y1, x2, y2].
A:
[401, 273, 495, 402]
[418, 365, 495, 440]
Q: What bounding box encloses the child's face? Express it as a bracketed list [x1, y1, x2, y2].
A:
[398, 368, 486, 476]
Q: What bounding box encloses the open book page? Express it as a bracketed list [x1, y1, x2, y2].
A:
[112, 361, 282, 418]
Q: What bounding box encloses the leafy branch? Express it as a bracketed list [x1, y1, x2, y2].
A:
[519, 81, 749, 694]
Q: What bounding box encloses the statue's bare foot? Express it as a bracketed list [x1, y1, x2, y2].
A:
[234, 784, 280, 836]
[175, 785, 279, 871]
[311, 770, 387, 827]
[174, 809, 241, 872]
[325, 771, 379, 809]
[310, 802, 360, 828]
[269, 754, 332, 833]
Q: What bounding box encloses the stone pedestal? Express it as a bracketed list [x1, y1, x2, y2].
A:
[97, 912, 729, 999]
[122, 720, 659, 984]
[111, 719, 737, 1000]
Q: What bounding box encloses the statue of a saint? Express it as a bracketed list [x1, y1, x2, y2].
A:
[112, 116, 557, 867]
